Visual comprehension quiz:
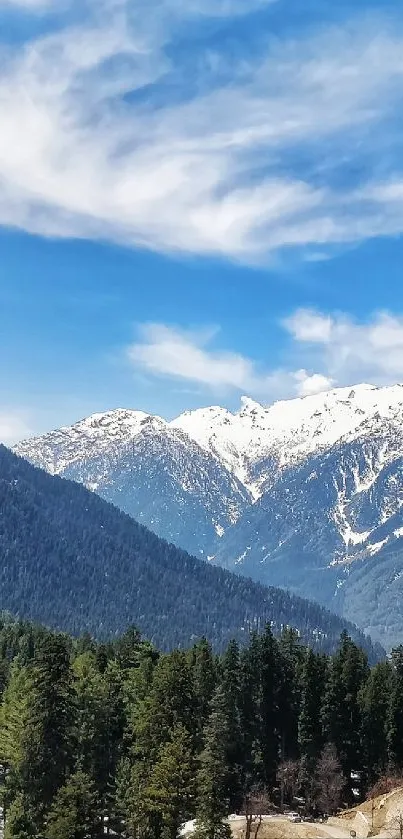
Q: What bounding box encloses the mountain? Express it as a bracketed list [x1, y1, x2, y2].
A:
[14, 409, 249, 556]
[214, 418, 403, 647]
[0, 445, 383, 658]
[14, 382, 403, 647]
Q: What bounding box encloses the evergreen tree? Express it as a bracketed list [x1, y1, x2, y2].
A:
[4, 793, 37, 839]
[73, 653, 124, 830]
[238, 634, 264, 792]
[220, 641, 243, 811]
[388, 647, 403, 771]
[146, 725, 196, 839]
[277, 629, 303, 762]
[299, 649, 326, 763]
[190, 639, 216, 734]
[20, 635, 76, 818]
[360, 661, 392, 786]
[196, 685, 233, 839]
[259, 626, 279, 788]
[0, 662, 32, 769]
[322, 633, 368, 791]
[44, 770, 100, 839]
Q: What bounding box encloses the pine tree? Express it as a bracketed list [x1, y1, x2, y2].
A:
[196, 685, 233, 839]
[220, 640, 243, 811]
[322, 633, 368, 792]
[19, 635, 76, 817]
[4, 793, 37, 839]
[238, 634, 264, 792]
[146, 725, 196, 839]
[277, 629, 303, 762]
[299, 649, 326, 763]
[73, 653, 124, 830]
[360, 661, 392, 786]
[190, 639, 216, 734]
[0, 662, 32, 769]
[387, 647, 403, 771]
[44, 770, 100, 839]
[134, 650, 196, 765]
[259, 626, 279, 788]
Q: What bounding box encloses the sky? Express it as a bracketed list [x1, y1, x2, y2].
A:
[2, 0, 403, 443]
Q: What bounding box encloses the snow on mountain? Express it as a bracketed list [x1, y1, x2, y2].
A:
[213, 414, 403, 648]
[13, 382, 403, 647]
[17, 409, 167, 476]
[172, 383, 403, 496]
[15, 409, 250, 556]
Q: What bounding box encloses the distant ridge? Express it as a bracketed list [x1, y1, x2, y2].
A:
[0, 445, 384, 660]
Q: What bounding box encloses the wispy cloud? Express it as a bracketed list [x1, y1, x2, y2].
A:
[0, 410, 32, 445]
[284, 309, 403, 387]
[127, 322, 333, 400]
[128, 310, 403, 401]
[1, 2, 403, 260]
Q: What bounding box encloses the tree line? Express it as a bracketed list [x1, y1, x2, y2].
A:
[0, 617, 400, 839]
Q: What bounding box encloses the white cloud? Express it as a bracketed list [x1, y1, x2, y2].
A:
[293, 370, 335, 397]
[284, 310, 333, 343]
[128, 311, 403, 402]
[127, 323, 335, 400]
[0, 411, 32, 445]
[167, 0, 275, 18]
[284, 309, 403, 386]
[1, 5, 403, 259]
[128, 324, 261, 392]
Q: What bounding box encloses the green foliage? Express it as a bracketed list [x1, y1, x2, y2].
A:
[387, 647, 403, 770]
[145, 725, 196, 839]
[196, 685, 235, 839]
[0, 663, 32, 769]
[4, 794, 37, 839]
[299, 649, 326, 764]
[0, 614, 399, 838]
[20, 635, 76, 814]
[44, 771, 99, 839]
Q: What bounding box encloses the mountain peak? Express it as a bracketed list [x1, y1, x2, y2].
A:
[239, 396, 265, 415]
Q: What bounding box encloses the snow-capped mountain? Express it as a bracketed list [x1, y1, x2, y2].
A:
[13, 382, 403, 647]
[14, 409, 249, 556]
[173, 383, 403, 496]
[213, 416, 403, 647]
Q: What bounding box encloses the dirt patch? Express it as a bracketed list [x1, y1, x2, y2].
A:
[230, 816, 348, 839]
[328, 787, 403, 837]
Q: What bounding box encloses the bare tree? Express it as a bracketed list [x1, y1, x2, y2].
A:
[386, 810, 403, 839]
[277, 760, 300, 810]
[241, 787, 271, 839]
[388, 810, 403, 839]
[368, 776, 403, 799]
[315, 744, 344, 816]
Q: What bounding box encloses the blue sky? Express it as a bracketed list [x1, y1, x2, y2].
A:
[2, 0, 403, 442]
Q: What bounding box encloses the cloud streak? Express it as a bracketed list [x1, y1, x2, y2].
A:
[128, 310, 403, 401]
[1, 3, 403, 259]
[127, 322, 334, 400]
[284, 309, 403, 387]
[0, 411, 32, 445]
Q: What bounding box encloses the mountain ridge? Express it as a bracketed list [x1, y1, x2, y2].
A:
[0, 444, 384, 660]
[13, 382, 403, 647]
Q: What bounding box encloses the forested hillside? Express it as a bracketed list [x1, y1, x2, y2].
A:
[0, 617, 399, 839]
[0, 446, 383, 658]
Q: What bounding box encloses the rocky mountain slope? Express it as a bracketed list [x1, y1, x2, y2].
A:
[14, 409, 249, 555]
[14, 383, 403, 647]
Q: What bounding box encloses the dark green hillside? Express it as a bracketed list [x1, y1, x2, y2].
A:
[0, 446, 383, 659]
